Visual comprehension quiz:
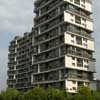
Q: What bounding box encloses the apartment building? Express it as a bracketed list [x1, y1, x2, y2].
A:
[7, 0, 95, 93]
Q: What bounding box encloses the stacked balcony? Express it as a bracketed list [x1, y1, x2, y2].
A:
[31, 0, 95, 93]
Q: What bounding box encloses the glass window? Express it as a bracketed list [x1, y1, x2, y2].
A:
[74, 0, 80, 5]
[75, 16, 81, 24]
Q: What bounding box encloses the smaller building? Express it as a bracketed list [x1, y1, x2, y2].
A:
[90, 80, 100, 91]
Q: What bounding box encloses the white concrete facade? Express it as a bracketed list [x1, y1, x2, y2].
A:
[64, 0, 92, 12]
[64, 0, 94, 93]
[64, 12, 93, 31]
[64, 32, 94, 51]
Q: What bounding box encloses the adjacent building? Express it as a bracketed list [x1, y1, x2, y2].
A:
[90, 80, 100, 91]
[7, 0, 95, 93]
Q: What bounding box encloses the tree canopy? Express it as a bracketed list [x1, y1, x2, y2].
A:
[0, 86, 100, 100]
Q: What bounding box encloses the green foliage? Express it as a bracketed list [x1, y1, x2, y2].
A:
[92, 91, 100, 100]
[47, 87, 67, 100]
[0, 88, 20, 100]
[74, 86, 93, 100]
[0, 94, 3, 100]
[0, 86, 100, 100]
[24, 87, 47, 100]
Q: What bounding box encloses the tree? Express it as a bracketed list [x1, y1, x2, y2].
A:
[47, 87, 67, 100]
[0, 88, 20, 100]
[74, 86, 93, 100]
[18, 94, 25, 100]
[24, 87, 47, 100]
[0, 87, 100, 100]
[0, 93, 4, 100]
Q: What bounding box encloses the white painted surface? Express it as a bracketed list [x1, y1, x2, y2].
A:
[64, 33, 94, 51]
[64, 12, 93, 31]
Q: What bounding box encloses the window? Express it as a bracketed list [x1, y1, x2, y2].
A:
[75, 16, 81, 24]
[72, 63, 75, 66]
[70, 14, 74, 22]
[74, 0, 80, 5]
[71, 34, 74, 38]
[73, 87, 76, 90]
[73, 81, 76, 84]
[72, 57, 75, 60]
[82, 18, 86, 26]
[76, 36, 82, 45]
[83, 38, 87, 42]
[84, 59, 88, 63]
[77, 58, 83, 67]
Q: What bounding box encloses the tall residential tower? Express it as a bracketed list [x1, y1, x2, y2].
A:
[8, 0, 95, 93]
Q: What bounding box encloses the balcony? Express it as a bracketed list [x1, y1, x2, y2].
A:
[64, 33, 94, 51]
[64, 0, 92, 13]
[67, 73, 91, 82]
[65, 55, 95, 72]
[64, 12, 93, 31]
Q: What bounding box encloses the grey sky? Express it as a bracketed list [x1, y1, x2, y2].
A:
[0, 0, 100, 91]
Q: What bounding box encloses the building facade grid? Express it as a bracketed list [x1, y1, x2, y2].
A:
[7, 0, 95, 93]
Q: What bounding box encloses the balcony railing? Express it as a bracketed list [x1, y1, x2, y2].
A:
[67, 73, 90, 81]
[66, 49, 91, 59]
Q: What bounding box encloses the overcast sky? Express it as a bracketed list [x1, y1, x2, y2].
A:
[0, 0, 100, 91]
